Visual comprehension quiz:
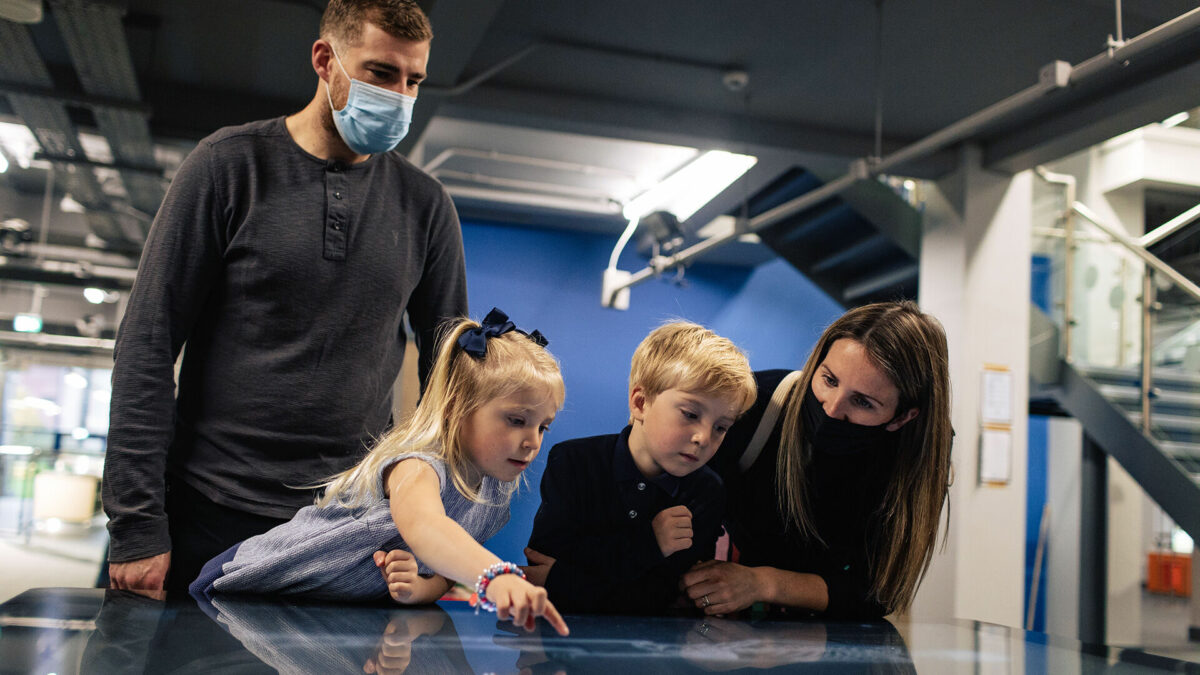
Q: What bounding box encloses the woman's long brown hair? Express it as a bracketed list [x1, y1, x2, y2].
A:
[775, 301, 953, 615]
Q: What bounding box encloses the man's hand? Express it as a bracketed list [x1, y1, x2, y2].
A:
[521, 547, 556, 587]
[652, 505, 693, 557]
[109, 551, 171, 592]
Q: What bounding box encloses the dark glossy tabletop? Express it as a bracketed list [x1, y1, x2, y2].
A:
[0, 587, 1195, 673]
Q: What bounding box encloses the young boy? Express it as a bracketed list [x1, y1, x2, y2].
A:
[524, 322, 756, 614]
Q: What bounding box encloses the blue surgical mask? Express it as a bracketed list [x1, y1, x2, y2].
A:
[325, 47, 416, 155]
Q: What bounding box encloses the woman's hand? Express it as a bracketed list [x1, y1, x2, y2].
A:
[680, 560, 765, 616]
[521, 547, 556, 587]
[485, 574, 569, 636]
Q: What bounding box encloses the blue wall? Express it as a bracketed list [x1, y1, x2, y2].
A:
[460, 219, 842, 562]
[1025, 254, 1054, 634]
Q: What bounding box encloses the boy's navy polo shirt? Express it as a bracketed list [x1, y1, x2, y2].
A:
[528, 426, 725, 614]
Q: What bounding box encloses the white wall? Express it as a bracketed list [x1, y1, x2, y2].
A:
[912, 145, 1030, 629]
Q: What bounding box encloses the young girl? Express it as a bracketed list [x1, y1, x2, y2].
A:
[683, 301, 952, 619]
[190, 308, 569, 635]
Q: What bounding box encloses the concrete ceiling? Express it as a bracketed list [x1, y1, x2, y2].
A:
[2, 0, 1200, 286]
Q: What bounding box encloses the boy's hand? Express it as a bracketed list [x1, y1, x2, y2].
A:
[521, 547, 556, 587]
[374, 549, 424, 604]
[652, 505, 693, 557]
[485, 573, 570, 636]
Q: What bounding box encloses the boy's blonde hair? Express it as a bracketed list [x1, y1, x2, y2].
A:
[317, 313, 564, 508]
[629, 321, 756, 417]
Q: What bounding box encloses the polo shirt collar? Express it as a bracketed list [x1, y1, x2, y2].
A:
[614, 425, 681, 497]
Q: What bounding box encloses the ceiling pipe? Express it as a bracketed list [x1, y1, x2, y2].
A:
[421, 38, 740, 97]
[12, 243, 137, 267]
[602, 6, 1200, 306]
[0, 330, 114, 352]
[0, 80, 153, 116]
[34, 151, 166, 179]
[421, 45, 540, 97]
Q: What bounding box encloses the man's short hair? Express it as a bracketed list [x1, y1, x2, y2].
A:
[320, 0, 432, 46]
[629, 321, 756, 415]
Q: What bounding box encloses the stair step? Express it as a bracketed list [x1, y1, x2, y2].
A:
[1161, 440, 1200, 461]
[843, 263, 919, 302]
[1097, 384, 1200, 410]
[1127, 412, 1200, 434]
[1080, 365, 1200, 392]
[811, 234, 891, 274]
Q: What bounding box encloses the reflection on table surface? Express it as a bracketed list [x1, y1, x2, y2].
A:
[0, 587, 1193, 673]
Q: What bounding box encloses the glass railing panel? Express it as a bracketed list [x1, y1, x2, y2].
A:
[1146, 267, 1200, 463]
[1033, 178, 1200, 478]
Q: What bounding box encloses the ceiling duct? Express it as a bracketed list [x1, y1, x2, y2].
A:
[0, 20, 139, 246]
[50, 0, 163, 225]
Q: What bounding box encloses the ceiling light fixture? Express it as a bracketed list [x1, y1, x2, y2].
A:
[603, 150, 757, 310]
[0, 0, 42, 23]
[622, 150, 757, 222]
[83, 287, 107, 304]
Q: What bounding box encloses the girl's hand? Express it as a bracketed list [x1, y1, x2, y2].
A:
[374, 549, 425, 604]
[680, 560, 763, 616]
[485, 573, 570, 636]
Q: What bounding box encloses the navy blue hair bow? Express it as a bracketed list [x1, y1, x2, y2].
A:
[457, 308, 549, 359]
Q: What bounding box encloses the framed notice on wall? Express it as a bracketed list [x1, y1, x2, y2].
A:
[979, 425, 1012, 485]
[979, 364, 1013, 486]
[981, 364, 1012, 425]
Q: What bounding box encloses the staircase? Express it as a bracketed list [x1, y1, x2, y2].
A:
[1029, 306, 1200, 538]
[1079, 365, 1200, 474]
[741, 168, 922, 307]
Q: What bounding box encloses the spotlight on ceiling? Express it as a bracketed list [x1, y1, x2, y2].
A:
[83, 287, 119, 304]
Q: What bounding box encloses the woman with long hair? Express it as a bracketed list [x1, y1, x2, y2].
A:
[682, 301, 953, 618]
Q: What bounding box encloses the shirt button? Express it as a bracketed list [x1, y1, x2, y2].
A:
[636, 482, 646, 491]
[334, 191, 343, 199]
[627, 509, 637, 519]
[331, 222, 343, 231]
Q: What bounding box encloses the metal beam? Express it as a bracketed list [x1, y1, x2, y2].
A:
[1079, 433, 1108, 646]
[985, 57, 1200, 174]
[1055, 361, 1200, 539]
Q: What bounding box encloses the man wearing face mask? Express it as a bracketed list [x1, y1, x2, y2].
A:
[102, 0, 468, 593]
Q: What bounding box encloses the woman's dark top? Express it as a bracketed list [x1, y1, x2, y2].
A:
[708, 370, 895, 619]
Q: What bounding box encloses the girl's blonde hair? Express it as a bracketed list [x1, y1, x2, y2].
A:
[775, 301, 952, 615]
[316, 313, 565, 508]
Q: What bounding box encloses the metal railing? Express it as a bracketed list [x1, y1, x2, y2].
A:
[1035, 169, 1200, 439]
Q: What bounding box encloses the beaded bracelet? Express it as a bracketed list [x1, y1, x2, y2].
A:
[469, 562, 526, 613]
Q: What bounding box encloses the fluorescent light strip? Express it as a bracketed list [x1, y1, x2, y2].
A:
[623, 150, 757, 222]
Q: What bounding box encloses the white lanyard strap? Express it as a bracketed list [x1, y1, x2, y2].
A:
[738, 370, 803, 473]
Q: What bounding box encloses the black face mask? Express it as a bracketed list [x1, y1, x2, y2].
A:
[801, 387, 900, 456]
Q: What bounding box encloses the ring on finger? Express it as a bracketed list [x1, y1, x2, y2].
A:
[701, 594, 711, 607]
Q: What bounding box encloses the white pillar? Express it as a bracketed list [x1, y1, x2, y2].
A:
[911, 145, 1030, 629]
